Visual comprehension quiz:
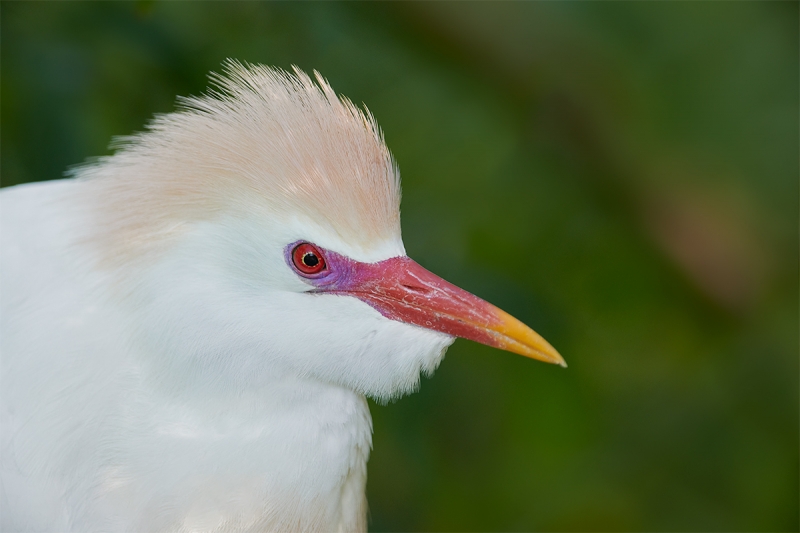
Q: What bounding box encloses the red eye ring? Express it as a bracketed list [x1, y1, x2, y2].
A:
[291, 242, 327, 276]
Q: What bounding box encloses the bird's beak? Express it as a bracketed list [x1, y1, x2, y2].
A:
[335, 256, 565, 366]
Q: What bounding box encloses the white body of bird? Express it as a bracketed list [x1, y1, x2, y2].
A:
[1, 63, 562, 532]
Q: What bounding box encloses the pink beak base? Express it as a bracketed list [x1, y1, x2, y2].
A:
[328, 256, 565, 367]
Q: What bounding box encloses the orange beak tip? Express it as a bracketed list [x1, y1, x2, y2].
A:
[491, 309, 566, 368]
[525, 345, 567, 368]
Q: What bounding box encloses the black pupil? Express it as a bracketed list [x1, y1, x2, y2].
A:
[302, 253, 319, 267]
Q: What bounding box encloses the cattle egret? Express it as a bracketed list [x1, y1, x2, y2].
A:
[0, 62, 564, 532]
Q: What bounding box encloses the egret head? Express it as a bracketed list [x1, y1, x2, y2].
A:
[75, 61, 563, 402]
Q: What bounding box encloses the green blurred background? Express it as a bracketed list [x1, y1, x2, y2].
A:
[2, 2, 797, 531]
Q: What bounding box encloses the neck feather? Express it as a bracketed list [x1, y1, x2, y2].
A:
[107, 375, 372, 531]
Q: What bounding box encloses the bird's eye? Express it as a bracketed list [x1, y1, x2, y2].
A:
[291, 242, 327, 276]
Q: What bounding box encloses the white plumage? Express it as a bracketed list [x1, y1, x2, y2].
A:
[1, 62, 562, 531]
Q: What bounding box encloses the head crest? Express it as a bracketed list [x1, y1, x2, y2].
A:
[76, 61, 402, 264]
